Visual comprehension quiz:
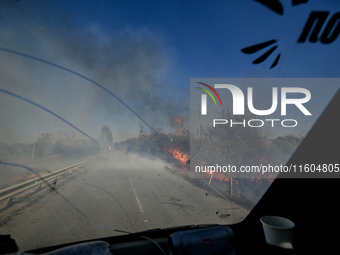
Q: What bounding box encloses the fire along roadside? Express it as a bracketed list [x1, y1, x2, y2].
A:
[195, 164, 291, 175]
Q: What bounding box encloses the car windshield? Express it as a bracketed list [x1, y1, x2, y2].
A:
[0, 0, 339, 252]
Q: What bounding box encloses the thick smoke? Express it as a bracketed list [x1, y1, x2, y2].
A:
[0, 0, 188, 144]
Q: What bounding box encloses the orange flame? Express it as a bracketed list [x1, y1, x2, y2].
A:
[172, 148, 189, 165]
[174, 118, 186, 135]
[164, 145, 189, 172]
[174, 118, 182, 124]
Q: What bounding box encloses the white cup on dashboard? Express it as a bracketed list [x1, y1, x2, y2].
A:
[260, 216, 295, 249]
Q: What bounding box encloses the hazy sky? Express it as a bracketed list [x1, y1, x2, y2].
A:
[0, 0, 339, 144]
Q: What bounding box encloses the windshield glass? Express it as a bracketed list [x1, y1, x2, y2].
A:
[0, 0, 339, 252]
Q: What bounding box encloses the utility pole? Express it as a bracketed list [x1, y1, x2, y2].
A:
[199, 112, 203, 144]
[32, 143, 35, 160]
[229, 177, 233, 196]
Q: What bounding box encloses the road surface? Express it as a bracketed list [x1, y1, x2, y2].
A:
[0, 151, 249, 252]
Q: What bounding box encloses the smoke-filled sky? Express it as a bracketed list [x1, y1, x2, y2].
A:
[0, 0, 339, 144]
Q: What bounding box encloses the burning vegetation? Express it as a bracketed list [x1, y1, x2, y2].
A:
[164, 146, 189, 171]
[113, 112, 302, 208]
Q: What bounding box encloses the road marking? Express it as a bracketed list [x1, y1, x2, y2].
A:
[128, 174, 151, 229]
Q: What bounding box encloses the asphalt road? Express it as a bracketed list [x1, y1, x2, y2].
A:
[0, 151, 249, 252]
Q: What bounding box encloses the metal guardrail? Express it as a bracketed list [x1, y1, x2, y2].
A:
[0, 158, 94, 202]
